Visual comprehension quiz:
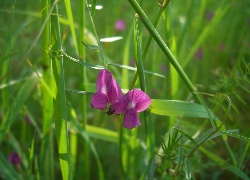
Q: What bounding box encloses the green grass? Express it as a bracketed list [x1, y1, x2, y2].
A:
[0, 0, 250, 179]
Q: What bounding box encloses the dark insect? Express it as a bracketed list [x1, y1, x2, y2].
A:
[104, 107, 115, 116]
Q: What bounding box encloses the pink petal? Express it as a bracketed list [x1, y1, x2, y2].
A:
[109, 94, 129, 114]
[127, 89, 151, 112]
[123, 108, 141, 129]
[96, 69, 122, 103]
[90, 92, 108, 110]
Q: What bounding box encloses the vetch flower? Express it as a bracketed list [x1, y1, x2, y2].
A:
[195, 48, 203, 60]
[25, 115, 31, 124]
[115, 19, 126, 31]
[109, 89, 151, 129]
[8, 152, 21, 166]
[91, 69, 122, 110]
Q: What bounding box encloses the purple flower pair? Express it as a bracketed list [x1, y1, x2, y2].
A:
[90, 69, 151, 129]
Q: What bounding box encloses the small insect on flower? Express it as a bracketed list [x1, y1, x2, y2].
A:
[90, 69, 122, 110]
[110, 89, 151, 129]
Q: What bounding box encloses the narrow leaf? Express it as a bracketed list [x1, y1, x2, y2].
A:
[173, 127, 197, 144]
[150, 99, 216, 119]
[0, 77, 38, 144]
[81, 41, 100, 50]
[184, 158, 191, 180]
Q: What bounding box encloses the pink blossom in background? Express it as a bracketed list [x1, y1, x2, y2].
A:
[115, 19, 126, 31]
[25, 115, 31, 123]
[161, 64, 168, 72]
[110, 89, 151, 129]
[195, 48, 203, 60]
[91, 69, 122, 110]
[206, 11, 214, 21]
[8, 152, 21, 166]
[130, 58, 136, 67]
[219, 43, 225, 51]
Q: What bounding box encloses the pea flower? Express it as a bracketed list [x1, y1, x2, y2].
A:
[115, 19, 126, 31]
[109, 89, 151, 129]
[91, 69, 122, 110]
[195, 48, 203, 60]
[8, 152, 21, 166]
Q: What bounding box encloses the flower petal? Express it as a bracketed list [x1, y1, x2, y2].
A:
[96, 69, 122, 103]
[109, 94, 129, 114]
[90, 92, 108, 110]
[127, 89, 151, 112]
[123, 108, 141, 129]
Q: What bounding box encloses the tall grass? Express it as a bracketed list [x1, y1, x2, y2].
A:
[0, 0, 250, 179]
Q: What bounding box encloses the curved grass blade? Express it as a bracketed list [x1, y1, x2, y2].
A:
[0, 77, 38, 144]
[81, 41, 99, 50]
[184, 158, 191, 180]
[65, 88, 94, 95]
[0, 151, 21, 179]
[150, 99, 216, 119]
[63, 51, 104, 69]
[51, 2, 72, 179]
[69, 110, 104, 180]
[173, 127, 197, 145]
[0, 51, 18, 64]
[199, 146, 249, 180]
[108, 62, 165, 78]
[64, 0, 78, 54]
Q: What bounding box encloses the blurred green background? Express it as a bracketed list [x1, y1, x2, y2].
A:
[0, 0, 250, 179]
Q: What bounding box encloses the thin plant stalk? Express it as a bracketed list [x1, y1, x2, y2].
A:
[129, 3, 169, 90]
[79, 0, 90, 179]
[50, 1, 72, 179]
[40, 0, 54, 179]
[85, 0, 106, 67]
[127, 0, 217, 129]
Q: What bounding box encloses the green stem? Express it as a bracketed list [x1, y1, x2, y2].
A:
[129, 5, 167, 90]
[85, 0, 107, 67]
[128, 0, 201, 102]
[79, 0, 89, 179]
[127, 0, 217, 129]
[51, 1, 72, 179]
[40, 0, 55, 179]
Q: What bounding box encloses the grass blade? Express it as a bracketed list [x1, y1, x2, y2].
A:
[51, 1, 72, 179]
[64, 0, 79, 54]
[150, 99, 216, 119]
[199, 146, 249, 180]
[0, 151, 21, 179]
[0, 77, 38, 144]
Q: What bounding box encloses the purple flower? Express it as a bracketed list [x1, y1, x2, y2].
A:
[25, 115, 30, 124]
[206, 11, 214, 21]
[8, 152, 21, 166]
[91, 69, 122, 110]
[195, 48, 203, 60]
[110, 89, 151, 129]
[115, 19, 126, 31]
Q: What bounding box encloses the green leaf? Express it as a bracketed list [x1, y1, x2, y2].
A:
[150, 99, 215, 119]
[81, 41, 100, 50]
[200, 146, 249, 180]
[173, 127, 197, 144]
[64, 0, 78, 54]
[208, 130, 250, 142]
[27, 134, 35, 178]
[108, 62, 165, 78]
[0, 51, 17, 64]
[51, 3, 72, 179]
[184, 158, 191, 180]
[0, 77, 38, 144]
[86, 125, 118, 143]
[90, 0, 96, 16]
